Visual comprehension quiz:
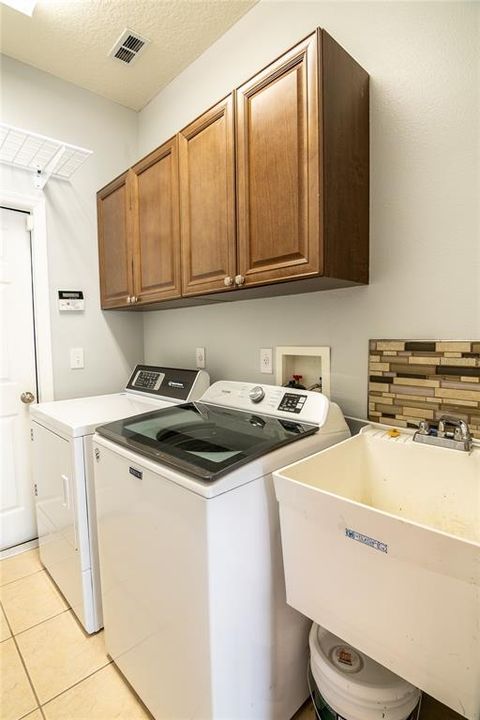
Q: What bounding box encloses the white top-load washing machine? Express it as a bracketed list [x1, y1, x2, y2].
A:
[30, 365, 209, 633]
[93, 381, 350, 720]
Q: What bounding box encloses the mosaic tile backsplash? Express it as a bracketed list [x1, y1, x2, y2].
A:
[368, 340, 480, 440]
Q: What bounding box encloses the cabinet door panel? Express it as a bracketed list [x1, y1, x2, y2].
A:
[132, 138, 181, 303]
[236, 32, 321, 286]
[97, 173, 133, 309]
[179, 95, 236, 296]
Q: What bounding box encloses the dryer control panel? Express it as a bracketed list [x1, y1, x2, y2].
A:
[131, 368, 165, 392]
[125, 365, 210, 402]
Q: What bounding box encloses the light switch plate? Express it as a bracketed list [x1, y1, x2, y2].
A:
[196, 347, 206, 369]
[70, 348, 84, 369]
[260, 348, 273, 374]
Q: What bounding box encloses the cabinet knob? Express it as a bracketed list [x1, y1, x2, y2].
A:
[127, 295, 132, 304]
[224, 276, 234, 287]
[234, 274, 245, 287]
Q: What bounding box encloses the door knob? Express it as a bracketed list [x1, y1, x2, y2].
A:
[20, 391, 35, 404]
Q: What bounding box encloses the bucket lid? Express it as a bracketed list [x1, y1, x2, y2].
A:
[310, 624, 421, 720]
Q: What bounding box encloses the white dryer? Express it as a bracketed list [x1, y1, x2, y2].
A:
[30, 365, 209, 633]
[93, 381, 350, 719]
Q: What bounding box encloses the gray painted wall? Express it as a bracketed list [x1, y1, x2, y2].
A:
[1, 57, 144, 400]
[2, 2, 478, 415]
[140, 1, 480, 418]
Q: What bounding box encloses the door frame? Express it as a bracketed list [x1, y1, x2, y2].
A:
[1, 190, 54, 402]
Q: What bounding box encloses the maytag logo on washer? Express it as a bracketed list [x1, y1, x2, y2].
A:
[129, 467, 143, 480]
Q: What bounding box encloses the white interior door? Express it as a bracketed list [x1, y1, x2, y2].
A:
[0, 207, 38, 550]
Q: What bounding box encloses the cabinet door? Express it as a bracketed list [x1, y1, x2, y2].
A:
[131, 138, 181, 304]
[97, 172, 134, 309]
[179, 95, 236, 296]
[236, 32, 321, 287]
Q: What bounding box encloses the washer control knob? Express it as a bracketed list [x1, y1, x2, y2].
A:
[249, 385, 265, 403]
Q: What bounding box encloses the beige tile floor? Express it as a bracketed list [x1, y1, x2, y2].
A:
[0, 548, 314, 720]
[0, 548, 152, 720]
[0, 548, 455, 720]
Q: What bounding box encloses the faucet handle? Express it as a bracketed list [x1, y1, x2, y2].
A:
[437, 415, 472, 449]
[417, 419, 430, 435]
[438, 415, 468, 437]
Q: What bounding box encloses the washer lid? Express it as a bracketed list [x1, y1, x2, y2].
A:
[96, 401, 319, 481]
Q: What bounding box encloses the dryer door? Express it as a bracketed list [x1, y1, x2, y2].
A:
[32, 423, 83, 614]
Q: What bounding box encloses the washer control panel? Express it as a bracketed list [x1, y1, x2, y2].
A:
[201, 381, 329, 426]
[278, 393, 307, 414]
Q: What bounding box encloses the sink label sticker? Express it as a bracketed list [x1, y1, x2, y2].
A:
[345, 528, 388, 553]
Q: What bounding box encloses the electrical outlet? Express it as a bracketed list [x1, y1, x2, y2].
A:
[260, 348, 273, 374]
[196, 347, 206, 369]
[70, 348, 84, 369]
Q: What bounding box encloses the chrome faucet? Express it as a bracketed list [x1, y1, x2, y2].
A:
[413, 414, 473, 452]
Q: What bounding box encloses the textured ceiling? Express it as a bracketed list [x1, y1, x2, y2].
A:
[0, 0, 257, 110]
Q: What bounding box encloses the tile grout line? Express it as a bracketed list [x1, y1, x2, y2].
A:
[1, 597, 46, 719]
[18, 705, 47, 720]
[0, 556, 113, 720]
[39, 659, 113, 711]
[0, 567, 45, 589]
[6, 603, 111, 717]
[14, 607, 71, 638]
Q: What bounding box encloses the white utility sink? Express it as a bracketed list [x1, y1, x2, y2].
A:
[273, 425, 480, 720]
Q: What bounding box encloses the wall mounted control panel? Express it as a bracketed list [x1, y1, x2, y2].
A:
[58, 290, 84, 311]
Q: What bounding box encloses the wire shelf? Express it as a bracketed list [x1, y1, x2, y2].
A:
[0, 123, 93, 181]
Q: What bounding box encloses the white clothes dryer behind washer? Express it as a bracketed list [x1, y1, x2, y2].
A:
[30, 365, 209, 633]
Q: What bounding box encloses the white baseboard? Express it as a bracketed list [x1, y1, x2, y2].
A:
[0, 537, 39, 560]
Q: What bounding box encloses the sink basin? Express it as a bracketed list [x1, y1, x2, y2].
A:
[273, 425, 480, 719]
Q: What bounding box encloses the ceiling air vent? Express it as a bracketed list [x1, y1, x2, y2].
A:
[109, 29, 150, 65]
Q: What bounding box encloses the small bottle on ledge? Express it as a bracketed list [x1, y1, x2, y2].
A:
[285, 374, 306, 390]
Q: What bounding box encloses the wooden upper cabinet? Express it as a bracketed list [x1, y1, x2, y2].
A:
[179, 94, 236, 296]
[97, 28, 368, 310]
[130, 137, 181, 304]
[236, 29, 369, 290]
[97, 172, 133, 309]
[236, 32, 321, 288]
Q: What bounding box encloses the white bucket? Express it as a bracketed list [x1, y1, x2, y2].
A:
[309, 624, 421, 720]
